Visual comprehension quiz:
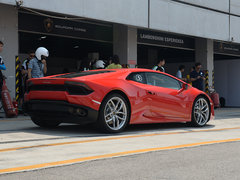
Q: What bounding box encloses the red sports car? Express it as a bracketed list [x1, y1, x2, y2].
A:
[24, 69, 214, 133]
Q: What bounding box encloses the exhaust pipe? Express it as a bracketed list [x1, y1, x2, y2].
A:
[69, 107, 87, 117]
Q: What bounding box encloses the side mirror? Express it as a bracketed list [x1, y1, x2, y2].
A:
[178, 83, 187, 94]
[182, 83, 187, 90]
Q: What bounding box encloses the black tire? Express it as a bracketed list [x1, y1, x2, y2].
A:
[190, 96, 210, 127]
[97, 93, 130, 133]
[31, 116, 61, 128]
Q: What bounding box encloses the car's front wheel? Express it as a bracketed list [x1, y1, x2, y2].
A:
[97, 93, 130, 133]
[31, 116, 61, 128]
[191, 96, 210, 127]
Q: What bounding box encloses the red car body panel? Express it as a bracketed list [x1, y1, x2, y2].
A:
[25, 69, 214, 125]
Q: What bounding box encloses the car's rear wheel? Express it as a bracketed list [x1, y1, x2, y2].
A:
[31, 116, 61, 128]
[191, 97, 210, 127]
[97, 93, 130, 133]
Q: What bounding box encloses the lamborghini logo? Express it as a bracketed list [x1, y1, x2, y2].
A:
[44, 18, 54, 32]
[219, 42, 223, 50]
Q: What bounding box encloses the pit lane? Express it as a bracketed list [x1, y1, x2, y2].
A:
[0, 108, 239, 174]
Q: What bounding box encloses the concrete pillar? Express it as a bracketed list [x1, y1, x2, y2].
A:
[0, 4, 18, 98]
[195, 38, 214, 88]
[113, 24, 137, 68]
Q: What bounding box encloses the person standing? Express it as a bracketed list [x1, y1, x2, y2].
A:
[176, 65, 186, 81]
[95, 60, 106, 69]
[19, 50, 35, 110]
[0, 41, 6, 98]
[190, 62, 205, 91]
[186, 66, 195, 85]
[78, 57, 91, 71]
[122, 64, 129, 68]
[152, 59, 165, 72]
[28, 47, 48, 79]
[106, 55, 122, 69]
[21, 50, 34, 88]
[107, 57, 113, 67]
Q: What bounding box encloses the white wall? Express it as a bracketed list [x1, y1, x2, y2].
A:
[229, 0, 240, 42]
[178, 0, 229, 12]
[83, 0, 148, 28]
[1, 0, 240, 43]
[150, 0, 229, 42]
[231, 0, 240, 16]
[215, 59, 240, 107]
[0, 0, 148, 28]
[230, 16, 240, 43]
[0, 4, 18, 98]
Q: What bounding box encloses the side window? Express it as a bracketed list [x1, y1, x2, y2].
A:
[146, 72, 181, 90]
[126, 72, 146, 84]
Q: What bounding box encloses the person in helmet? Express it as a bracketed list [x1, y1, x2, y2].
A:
[95, 60, 105, 69]
[28, 47, 48, 79]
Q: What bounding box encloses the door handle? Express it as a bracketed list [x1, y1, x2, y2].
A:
[147, 91, 155, 95]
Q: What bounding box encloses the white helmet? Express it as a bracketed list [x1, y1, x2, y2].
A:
[95, 60, 105, 69]
[35, 47, 49, 60]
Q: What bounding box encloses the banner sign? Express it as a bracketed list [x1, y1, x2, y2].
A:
[137, 29, 195, 50]
[214, 41, 240, 56]
[18, 12, 113, 42]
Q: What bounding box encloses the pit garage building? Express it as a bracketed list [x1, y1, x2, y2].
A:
[0, 0, 240, 106]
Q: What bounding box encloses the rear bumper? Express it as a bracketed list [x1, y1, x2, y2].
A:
[24, 100, 98, 124]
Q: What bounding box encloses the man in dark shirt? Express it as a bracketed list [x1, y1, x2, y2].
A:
[21, 50, 35, 91]
[190, 62, 205, 91]
[152, 59, 165, 72]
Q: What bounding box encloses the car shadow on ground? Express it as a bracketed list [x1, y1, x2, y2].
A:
[0, 120, 216, 143]
[126, 123, 215, 133]
[4, 107, 240, 139]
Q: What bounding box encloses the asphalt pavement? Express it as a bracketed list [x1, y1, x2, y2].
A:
[1, 141, 239, 180]
[0, 108, 239, 179]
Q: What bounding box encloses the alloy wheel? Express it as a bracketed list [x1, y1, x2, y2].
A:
[104, 97, 127, 131]
[193, 98, 210, 126]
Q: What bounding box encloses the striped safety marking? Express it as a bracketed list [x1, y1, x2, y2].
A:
[205, 70, 209, 94]
[15, 56, 21, 102]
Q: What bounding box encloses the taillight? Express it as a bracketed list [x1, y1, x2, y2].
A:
[64, 81, 93, 95]
[26, 80, 93, 95]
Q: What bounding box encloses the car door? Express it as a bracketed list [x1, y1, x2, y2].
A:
[126, 72, 152, 118]
[145, 72, 189, 121]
